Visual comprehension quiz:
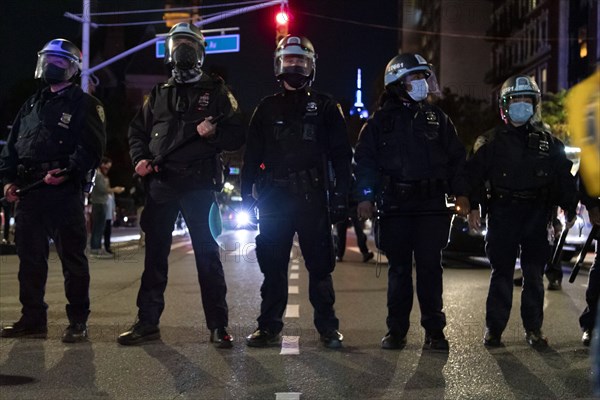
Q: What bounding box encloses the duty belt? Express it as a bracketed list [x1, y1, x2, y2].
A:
[381, 177, 448, 200]
[257, 167, 323, 194]
[17, 160, 68, 183]
[492, 187, 549, 203]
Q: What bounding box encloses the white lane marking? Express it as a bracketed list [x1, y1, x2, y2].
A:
[285, 304, 299, 318]
[280, 336, 300, 355]
[275, 392, 302, 399]
[289, 272, 299, 280]
[288, 285, 299, 294]
[290, 264, 299, 271]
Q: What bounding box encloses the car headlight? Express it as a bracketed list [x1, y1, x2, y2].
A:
[235, 211, 251, 227]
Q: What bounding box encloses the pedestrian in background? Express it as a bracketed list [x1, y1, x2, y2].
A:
[467, 75, 578, 348]
[335, 171, 374, 263]
[130, 174, 146, 247]
[89, 156, 124, 258]
[120, 23, 244, 348]
[0, 38, 105, 342]
[241, 35, 352, 349]
[104, 192, 115, 254]
[355, 53, 470, 351]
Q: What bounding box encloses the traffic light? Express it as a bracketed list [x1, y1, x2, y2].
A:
[163, 12, 191, 28]
[275, 10, 289, 45]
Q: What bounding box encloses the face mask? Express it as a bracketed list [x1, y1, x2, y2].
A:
[42, 63, 69, 84]
[281, 73, 308, 89]
[406, 78, 429, 102]
[172, 44, 199, 70]
[508, 102, 534, 124]
[172, 65, 202, 84]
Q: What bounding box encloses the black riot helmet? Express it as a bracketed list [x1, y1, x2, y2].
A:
[274, 35, 317, 89]
[382, 53, 439, 102]
[499, 75, 542, 124]
[34, 38, 82, 83]
[383, 53, 431, 87]
[165, 22, 206, 70]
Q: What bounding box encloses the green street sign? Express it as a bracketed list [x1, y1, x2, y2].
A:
[156, 34, 240, 58]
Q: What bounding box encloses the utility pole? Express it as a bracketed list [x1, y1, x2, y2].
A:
[81, 0, 91, 93]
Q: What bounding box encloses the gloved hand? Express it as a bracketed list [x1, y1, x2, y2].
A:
[329, 193, 348, 224]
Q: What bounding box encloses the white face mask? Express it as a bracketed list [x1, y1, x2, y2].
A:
[407, 78, 429, 102]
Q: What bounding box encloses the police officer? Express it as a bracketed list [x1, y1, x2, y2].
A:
[355, 53, 470, 351]
[467, 75, 578, 348]
[120, 23, 244, 347]
[0, 38, 106, 342]
[241, 35, 352, 349]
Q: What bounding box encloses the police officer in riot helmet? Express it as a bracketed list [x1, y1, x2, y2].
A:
[354, 53, 470, 351]
[241, 35, 352, 348]
[0, 38, 106, 342]
[121, 22, 244, 347]
[467, 75, 577, 348]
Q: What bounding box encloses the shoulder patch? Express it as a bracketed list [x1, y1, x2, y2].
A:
[226, 91, 239, 112]
[96, 105, 106, 124]
[336, 103, 345, 118]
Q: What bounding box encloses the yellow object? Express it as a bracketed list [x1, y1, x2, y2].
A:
[566, 70, 600, 196]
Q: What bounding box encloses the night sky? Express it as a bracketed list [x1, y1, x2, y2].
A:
[1, 0, 398, 135]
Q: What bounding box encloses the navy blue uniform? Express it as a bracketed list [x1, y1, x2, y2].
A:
[354, 99, 468, 338]
[241, 88, 352, 335]
[0, 84, 106, 325]
[128, 74, 244, 329]
[467, 122, 577, 334]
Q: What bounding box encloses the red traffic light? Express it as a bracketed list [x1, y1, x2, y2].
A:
[275, 11, 289, 25]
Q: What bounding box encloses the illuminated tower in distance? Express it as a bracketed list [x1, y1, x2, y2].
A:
[349, 68, 369, 119]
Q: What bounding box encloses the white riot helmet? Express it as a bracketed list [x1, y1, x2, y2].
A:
[274, 35, 316, 89]
[34, 39, 82, 83]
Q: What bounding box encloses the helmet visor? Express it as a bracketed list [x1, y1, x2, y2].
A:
[165, 36, 205, 67]
[275, 54, 313, 77]
[34, 53, 79, 80]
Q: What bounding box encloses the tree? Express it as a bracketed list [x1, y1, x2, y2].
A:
[433, 88, 497, 152]
[541, 90, 570, 143]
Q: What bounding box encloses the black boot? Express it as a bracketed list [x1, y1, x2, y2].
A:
[62, 322, 88, 343]
[117, 321, 160, 345]
[0, 320, 47, 339]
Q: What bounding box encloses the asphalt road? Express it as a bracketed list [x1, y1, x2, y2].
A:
[0, 227, 596, 399]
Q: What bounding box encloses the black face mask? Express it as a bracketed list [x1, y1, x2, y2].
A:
[281, 73, 309, 89]
[42, 63, 69, 84]
[172, 44, 199, 70]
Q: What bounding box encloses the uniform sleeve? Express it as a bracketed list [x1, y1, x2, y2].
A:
[441, 114, 469, 197]
[68, 93, 106, 182]
[0, 105, 26, 186]
[206, 85, 245, 151]
[324, 99, 352, 196]
[128, 87, 156, 166]
[354, 117, 379, 202]
[465, 140, 493, 210]
[240, 104, 265, 198]
[552, 140, 578, 217]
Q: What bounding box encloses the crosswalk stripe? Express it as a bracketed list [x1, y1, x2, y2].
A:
[285, 304, 299, 318]
[279, 336, 300, 355]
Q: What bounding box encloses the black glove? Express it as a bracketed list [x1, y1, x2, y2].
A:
[329, 193, 348, 224]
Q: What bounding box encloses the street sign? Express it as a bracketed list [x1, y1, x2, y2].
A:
[156, 34, 240, 58]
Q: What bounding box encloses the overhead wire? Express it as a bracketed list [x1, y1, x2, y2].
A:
[298, 10, 582, 42]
